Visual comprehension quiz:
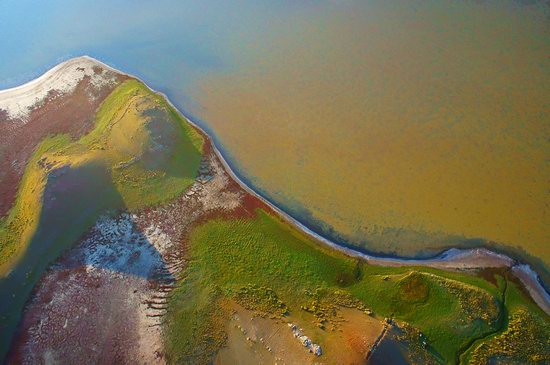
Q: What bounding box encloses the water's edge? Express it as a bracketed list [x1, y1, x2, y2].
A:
[3, 55, 550, 316]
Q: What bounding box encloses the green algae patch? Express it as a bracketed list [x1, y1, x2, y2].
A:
[165, 209, 508, 364]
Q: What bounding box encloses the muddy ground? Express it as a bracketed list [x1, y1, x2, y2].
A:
[217, 304, 385, 365]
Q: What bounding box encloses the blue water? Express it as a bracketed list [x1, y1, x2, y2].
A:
[0, 0, 309, 109]
[2, 1, 550, 261]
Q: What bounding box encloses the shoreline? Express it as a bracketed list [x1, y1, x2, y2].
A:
[2, 55, 549, 315]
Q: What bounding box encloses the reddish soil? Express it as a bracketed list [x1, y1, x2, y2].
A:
[0, 72, 127, 217]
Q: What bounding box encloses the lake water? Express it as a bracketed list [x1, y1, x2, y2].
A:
[1, 0, 549, 265]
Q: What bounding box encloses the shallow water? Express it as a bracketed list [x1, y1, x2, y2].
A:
[1, 0, 549, 264]
[367, 326, 417, 365]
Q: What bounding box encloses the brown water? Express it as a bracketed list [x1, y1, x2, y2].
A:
[188, 0, 550, 264]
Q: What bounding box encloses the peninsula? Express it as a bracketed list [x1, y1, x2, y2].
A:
[0, 57, 548, 365]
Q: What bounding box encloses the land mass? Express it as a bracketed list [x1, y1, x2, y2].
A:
[0, 57, 548, 364]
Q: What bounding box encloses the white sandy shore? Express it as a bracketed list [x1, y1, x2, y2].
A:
[0, 56, 116, 122]
[3, 55, 549, 315]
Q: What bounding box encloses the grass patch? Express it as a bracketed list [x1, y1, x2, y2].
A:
[0, 135, 70, 270]
[462, 278, 550, 364]
[165, 209, 359, 362]
[166, 209, 505, 363]
[165, 281, 227, 364]
[301, 287, 369, 329]
[399, 271, 430, 304]
[349, 269, 500, 361]
[58, 79, 204, 209]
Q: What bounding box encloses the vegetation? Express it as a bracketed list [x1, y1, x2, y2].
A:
[0, 135, 70, 269]
[301, 287, 369, 329]
[0, 79, 204, 360]
[165, 282, 227, 365]
[2, 77, 548, 365]
[350, 270, 500, 361]
[462, 278, 550, 364]
[58, 79, 204, 209]
[235, 284, 288, 318]
[165, 209, 513, 363]
[469, 308, 550, 364]
[395, 322, 440, 365]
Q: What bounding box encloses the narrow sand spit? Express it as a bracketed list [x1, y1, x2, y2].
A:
[512, 265, 550, 315]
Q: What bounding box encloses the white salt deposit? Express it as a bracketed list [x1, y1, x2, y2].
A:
[83, 214, 163, 277]
[0, 56, 116, 122]
[288, 323, 322, 356]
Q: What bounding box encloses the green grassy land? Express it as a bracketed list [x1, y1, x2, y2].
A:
[165, 209, 548, 364]
[0, 135, 70, 269]
[349, 269, 501, 361]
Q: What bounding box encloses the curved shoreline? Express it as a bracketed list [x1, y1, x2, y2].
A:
[2, 55, 549, 315]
